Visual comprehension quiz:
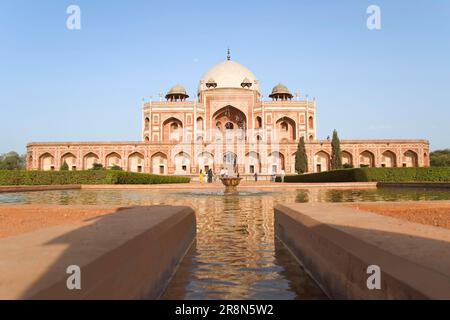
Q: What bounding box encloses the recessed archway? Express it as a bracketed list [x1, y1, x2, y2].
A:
[106, 152, 122, 169]
[151, 152, 168, 174]
[342, 151, 353, 167]
[83, 152, 99, 170]
[403, 150, 418, 167]
[268, 151, 285, 174]
[314, 151, 330, 172]
[359, 150, 375, 168]
[174, 152, 191, 174]
[213, 105, 247, 131]
[381, 150, 396, 168]
[245, 151, 261, 174]
[163, 117, 183, 143]
[276, 117, 296, 142]
[197, 152, 214, 173]
[223, 151, 238, 174]
[39, 153, 55, 171]
[61, 152, 77, 171]
[128, 152, 144, 173]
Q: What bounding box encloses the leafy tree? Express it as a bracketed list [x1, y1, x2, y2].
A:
[60, 161, 69, 171]
[295, 136, 308, 174]
[331, 129, 343, 170]
[0, 151, 26, 170]
[430, 149, 450, 167]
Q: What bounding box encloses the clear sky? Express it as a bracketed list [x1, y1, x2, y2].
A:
[1, 0, 449, 154]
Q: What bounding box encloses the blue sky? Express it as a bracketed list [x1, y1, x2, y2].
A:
[1, 0, 449, 154]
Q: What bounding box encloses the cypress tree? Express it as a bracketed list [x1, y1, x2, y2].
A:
[60, 161, 69, 171]
[331, 129, 343, 170]
[295, 136, 308, 174]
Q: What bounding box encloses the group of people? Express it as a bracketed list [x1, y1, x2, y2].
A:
[198, 168, 286, 183]
[198, 167, 230, 183]
[198, 168, 214, 183]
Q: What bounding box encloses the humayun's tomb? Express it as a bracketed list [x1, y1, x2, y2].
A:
[27, 52, 429, 177]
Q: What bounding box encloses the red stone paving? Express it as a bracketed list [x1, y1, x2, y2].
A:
[346, 202, 450, 230]
[0, 205, 124, 238]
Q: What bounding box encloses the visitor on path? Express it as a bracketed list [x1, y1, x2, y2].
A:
[199, 170, 205, 184]
[220, 167, 225, 178]
[281, 169, 286, 183]
[207, 169, 213, 183]
[224, 168, 229, 178]
[254, 172, 258, 182]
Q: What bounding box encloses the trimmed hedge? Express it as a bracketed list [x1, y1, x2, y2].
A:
[276, 167, 450, 183]
[0, 170, 190, 185]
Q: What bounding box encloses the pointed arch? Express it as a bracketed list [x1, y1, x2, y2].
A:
[381, 150, 396, 167]
[197, 151, 214, 173]
[245, 151, 261, 174]
[276, 116, 296, 142]
[268, 151, 285, 174]
[162, 117, 183, 143]
[341, 151, 353, 167]
[151, 152, 168, 174]
[39, 153, 55, 171]
[105, 152, 122, 169]
[174, 152, 191, 174]
[61, 152, 77, 171]
[314, 151, 330, 172]
[128, 152, 144, 173]
[403, 150, 418, 167]
[83, 152, 99, 170]
[359, 150, 375, 168]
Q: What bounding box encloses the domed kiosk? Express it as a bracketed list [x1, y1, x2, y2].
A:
[269, 83, 293, 101]
[166, 84, 189, 102]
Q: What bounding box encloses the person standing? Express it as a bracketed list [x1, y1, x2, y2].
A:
[224, 168, 229, 178]
[254, 172, 258, 182]
[281, 169, 286, 183]
[207, 168, 213, 183]
[220, 167, 225, 178]
[199, 170, 205, 184]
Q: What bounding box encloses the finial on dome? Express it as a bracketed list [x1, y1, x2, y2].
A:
[227, 48, 231, 61]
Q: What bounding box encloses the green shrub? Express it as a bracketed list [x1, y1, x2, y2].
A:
[110, 165, 122, 171]
[276, 167, 450, 183]
[0, 170, 190, 185]
[91, 163, 104, 170]
[60, 161, 69, 171]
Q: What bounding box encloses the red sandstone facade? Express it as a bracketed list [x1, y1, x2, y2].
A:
[27, 57, 429, 176]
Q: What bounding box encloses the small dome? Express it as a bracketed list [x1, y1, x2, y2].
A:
[167, 84, 187, 95]
[271, 83, 290, 95]
[166, 84, 189, 101]
[269, 83, 293, 99]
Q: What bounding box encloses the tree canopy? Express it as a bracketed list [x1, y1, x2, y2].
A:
[430, 149, 450, 167]
[295, 136, 308, 174]
[331, 129, 343, 170]
[0, 151, 26, 170]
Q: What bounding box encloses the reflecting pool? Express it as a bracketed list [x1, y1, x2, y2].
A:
[1, 187, 449, 300]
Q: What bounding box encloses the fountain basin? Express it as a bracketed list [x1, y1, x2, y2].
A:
[219, 177, 243, 192]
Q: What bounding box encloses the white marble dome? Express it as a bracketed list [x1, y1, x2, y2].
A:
[199, 60, 259, 92]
